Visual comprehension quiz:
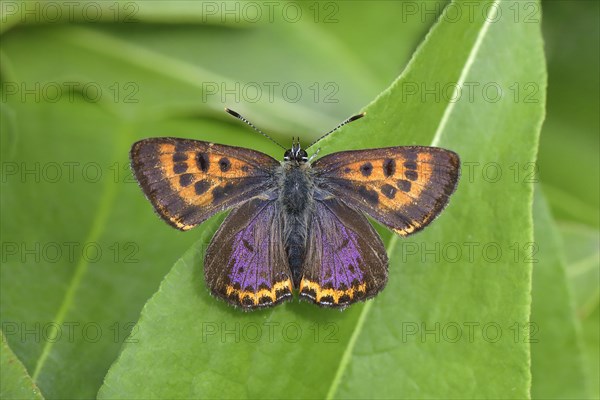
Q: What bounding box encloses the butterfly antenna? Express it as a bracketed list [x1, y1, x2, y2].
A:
[224, 108, 286, 150]
[308, 112, 366, 148]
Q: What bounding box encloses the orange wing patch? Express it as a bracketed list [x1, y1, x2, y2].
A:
[340, 152, 434, 204]
[158, 143, 257, 208]
[313, 147, 460, 236]
[130, 138, 279, 230]
[299, 279, 367, 306]
[225, 279, 293, 308]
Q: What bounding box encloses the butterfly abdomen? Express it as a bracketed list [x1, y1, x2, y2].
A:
[279, 164, 314, 286]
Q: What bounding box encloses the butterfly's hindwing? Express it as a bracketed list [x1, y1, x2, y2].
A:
[299, 199, 388, 308]
[313, 146, 460, 236]
[130, 138, 279, 230]
[204, 198, 293, 310]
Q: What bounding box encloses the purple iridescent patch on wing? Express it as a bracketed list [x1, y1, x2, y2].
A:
[226, 202, 288, 292]
[300, 199, 388, 308]
[228, 211, 271, 290]
[204, 199, 293, 309]
[316, 217, 365, 290]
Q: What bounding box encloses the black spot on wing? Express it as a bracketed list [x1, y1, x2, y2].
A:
[360, 162, 373, 177]
[404, 161, 417, 170]
[173, 163, 188, 174]
[397, 179, 411, 192]
[219, 157, 231, 172]
[197, 152, 210, 173]
[405, 170, 418, 181]
[194, 180, 210, 195]
[381, 184, 397, 199]
[173, 152, 187, 162]
[179, 173, 194, 187]
[383, 159, 396, 177]
[358, 186, 379, 205]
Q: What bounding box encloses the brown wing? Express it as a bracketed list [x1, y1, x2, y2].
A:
[299, 199, 388, 309]
[204, 198, 293, 310]
[130, 138, 279, 230]
[312, 146, 460, 236]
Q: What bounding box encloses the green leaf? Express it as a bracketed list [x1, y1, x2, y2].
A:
[560, 222, 600, 399]
[560, 222, 600, 319]
[0, 100, 201, 399]
[581, 306, 600, 400]
[0, 0, 247, 34]
[538, 1, 600, 227]
[99, 0, 546, 398]
[0, 331, 43, 400]
[530, 187, 589, 399]
[0, 2, 432, 399]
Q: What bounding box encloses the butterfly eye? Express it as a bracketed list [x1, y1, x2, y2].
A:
[298, 149, 308, 161]
[283, 150, 292, 160]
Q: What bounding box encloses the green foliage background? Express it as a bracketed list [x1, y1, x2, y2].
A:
[0, 1, 598, 399]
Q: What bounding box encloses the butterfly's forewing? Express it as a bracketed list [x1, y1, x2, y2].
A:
[313, 146, 460, 236]
[130, 138, 279, 230]
[299, 199, 388, 308]
[204, 198, 293, 310]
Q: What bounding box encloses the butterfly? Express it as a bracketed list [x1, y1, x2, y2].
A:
[130, 109, 460, 311]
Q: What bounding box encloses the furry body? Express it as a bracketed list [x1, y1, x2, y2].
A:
[277, 162, 315, 286]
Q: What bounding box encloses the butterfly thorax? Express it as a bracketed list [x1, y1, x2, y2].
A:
[279, 161, 314, 286]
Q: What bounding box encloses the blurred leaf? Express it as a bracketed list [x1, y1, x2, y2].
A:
[530, 187, 588, 399]
[0, 99, 205, 399]
[0, 24, 340, 135]
[295, 0, 447, 91]
[581, 306, 600, 399]
[99, 0, 546, 398]
[560, 222, 600, 318]
[0, 331, 43, 400]
[0, 0, 247, 34]
[560, 222, 600, 399]
[538, 0, 600, 227]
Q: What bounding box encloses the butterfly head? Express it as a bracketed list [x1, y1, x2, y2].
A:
[283, 138, 308, 164]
